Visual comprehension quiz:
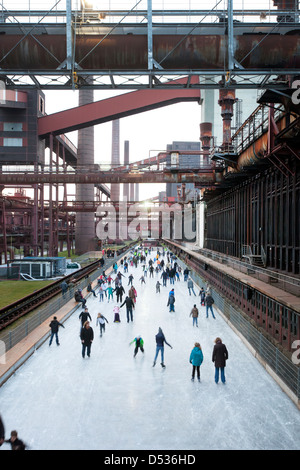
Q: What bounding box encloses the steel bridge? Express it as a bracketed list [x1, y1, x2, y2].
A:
[0, 1, 299, 91]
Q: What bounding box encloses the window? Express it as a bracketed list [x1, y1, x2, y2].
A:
[3, 122, 23, 132]
[3, 138, 23, 146]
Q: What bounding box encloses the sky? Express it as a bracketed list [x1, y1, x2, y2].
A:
[45, 89, 203, 201]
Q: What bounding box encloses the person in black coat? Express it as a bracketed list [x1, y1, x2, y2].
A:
[212, 337, 228, 384]
[87, 281, 97, 297]
[75, 289, 86, 307]
[120, 295, 135, 323]
[5, 430, 26, 450]
[49, 316, 65, 346]
[79, 307, 92, 327]
[115, 284, 125, 303]
[80, 321, 94, 358]
[0, 414, 5, 446]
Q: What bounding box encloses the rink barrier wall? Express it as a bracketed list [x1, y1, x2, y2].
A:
[172, 247, 300, 410]
[0, 249, 130, 387]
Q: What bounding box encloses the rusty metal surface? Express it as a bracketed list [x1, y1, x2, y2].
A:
[0, 169, 216, 185]
[1, 34, 300, 70]
[38, 77, 201, 136]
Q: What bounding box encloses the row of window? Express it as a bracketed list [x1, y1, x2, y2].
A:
[1, 122, 24, 146]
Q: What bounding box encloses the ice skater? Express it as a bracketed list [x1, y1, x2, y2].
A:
[49, 316, 65, 346]
[96, 313, 109, 337]
[189, 305, 199, 327]
[139, 275, 146, 284]
[79, 307, 92, 328]
[129, 336, 144, 357]
[107, 285, 114, 302]
[156, 281, 162, 293]
[98, 285, 104, 302]
[167, 290, 175, 312]
[187, 278, 197, 296]
[5, 430, 26, 450]
[80, 321, 94, 358]
[120, 295, 135, 323]
[206, 293, 216, 319]
[212, 337, 228, 384]
[113, 305, 121, 323]
[189, 342, 203, 382]
[153, 327, 173, 368]
[0, 414, 5, 447]
[129, 285, 137, 304]
[199, 287, 205, 306]
[115, 284, 125, 302]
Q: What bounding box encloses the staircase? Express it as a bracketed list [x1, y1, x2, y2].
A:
[241, 245, 266, 268]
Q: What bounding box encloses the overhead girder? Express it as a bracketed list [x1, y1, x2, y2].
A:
[1, 29, 299, 71]
[0, 169, 216, 186]
[0, 22, 300, 90]
[38, 76, 201, 137]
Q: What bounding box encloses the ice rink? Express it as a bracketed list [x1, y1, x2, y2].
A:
[1, 254, 300, 450]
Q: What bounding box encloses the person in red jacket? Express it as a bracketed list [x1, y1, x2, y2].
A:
[212, 337, 228, 384]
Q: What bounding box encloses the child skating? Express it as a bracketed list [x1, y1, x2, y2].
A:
[129, 336, 144, 357]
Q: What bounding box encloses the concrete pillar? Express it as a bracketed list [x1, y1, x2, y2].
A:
[110, 119, 120, 202]
[75, 86, 95, 255]
[123, 140, 129, 201]
[135, 183, 139, 202]
[130, 183, 134, 202]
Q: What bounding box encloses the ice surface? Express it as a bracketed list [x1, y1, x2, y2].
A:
[1, 255, 300, 450]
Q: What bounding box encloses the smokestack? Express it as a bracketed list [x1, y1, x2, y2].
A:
[200, 122, 213, 164]
[218, 88, 236, 151]
[75, 86, 95, 255]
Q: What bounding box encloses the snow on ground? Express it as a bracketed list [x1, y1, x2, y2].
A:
[1, 253, 300, 450]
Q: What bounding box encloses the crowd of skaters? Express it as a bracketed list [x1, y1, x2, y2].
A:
[69, 244, 229, 379]
[1, 243, 229, 449]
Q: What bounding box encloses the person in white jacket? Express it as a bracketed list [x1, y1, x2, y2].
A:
[96, 312, 109, 337]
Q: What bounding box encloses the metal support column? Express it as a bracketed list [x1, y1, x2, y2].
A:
[227, 0, 234, 71]
[147, 0, 153, 71]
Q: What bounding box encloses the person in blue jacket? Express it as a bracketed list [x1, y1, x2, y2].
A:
[189, 342, 204, 382]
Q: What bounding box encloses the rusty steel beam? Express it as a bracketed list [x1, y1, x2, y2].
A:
[38, 76, 201, 137]
[1, 32, 300, 72]
[0, 170, 216, 186]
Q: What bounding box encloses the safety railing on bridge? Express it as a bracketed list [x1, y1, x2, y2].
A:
[0, 159, 215, 175]
[1, 1, 299, 25]
[231, 103, 286, 155]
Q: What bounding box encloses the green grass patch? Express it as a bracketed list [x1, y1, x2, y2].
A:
[0, 280, 54, 309]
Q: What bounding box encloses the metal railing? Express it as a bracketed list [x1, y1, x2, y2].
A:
[231, 103, 285, 155]
[198, 247, 300, 296]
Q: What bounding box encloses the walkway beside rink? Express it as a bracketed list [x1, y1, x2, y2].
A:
[1, 250, 300, 450]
